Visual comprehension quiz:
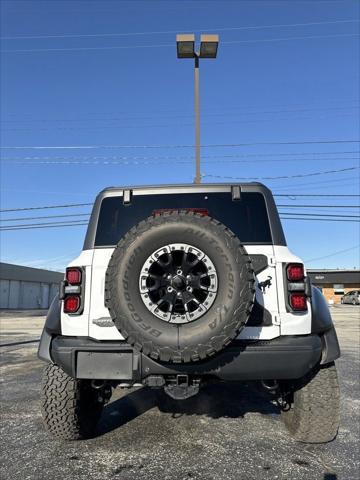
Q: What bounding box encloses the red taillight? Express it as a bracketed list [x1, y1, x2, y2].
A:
[287, 264, 304, 282]
[64, 295, 80, 313]
[152, 208, 209, 216]
[289, 293, 307, 311]
[66, 268, 82, 285]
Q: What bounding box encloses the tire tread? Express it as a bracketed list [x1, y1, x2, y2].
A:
[41, 363, 103, 440]
[282, 362, 340, 443]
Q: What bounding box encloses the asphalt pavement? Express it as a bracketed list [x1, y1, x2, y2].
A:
[0, 305, 359, 480]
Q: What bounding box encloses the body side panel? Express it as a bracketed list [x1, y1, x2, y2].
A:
[273, 245, 312, 335]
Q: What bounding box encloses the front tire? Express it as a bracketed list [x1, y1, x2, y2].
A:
[281, 362, 340, 443]
[41, 364, 104, 440]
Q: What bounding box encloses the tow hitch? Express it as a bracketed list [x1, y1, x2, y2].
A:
[164, 375, 200, 400]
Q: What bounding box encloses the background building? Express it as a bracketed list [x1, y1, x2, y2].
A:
[308, 269, 360, 304]
[0, 263, 63, 310]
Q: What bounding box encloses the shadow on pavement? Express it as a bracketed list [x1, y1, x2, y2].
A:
[0, 339, 40, 347]
[98, 382, 279, 436]
[0, 309, 48, 317]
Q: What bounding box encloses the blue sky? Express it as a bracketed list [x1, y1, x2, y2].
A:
[0, 0, 359, 271]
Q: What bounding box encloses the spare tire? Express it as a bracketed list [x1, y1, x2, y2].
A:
[105, 211, 255, 363]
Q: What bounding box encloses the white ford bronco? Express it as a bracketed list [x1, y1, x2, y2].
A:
[38, 183, 340, 443]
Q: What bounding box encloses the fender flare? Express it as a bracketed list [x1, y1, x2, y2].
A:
[37, 294, 61, 362]
[311, 286, 340, 364]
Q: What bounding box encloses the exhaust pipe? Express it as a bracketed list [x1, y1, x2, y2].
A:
[261, 379, 279, 392]
[91, 379, 105, 390]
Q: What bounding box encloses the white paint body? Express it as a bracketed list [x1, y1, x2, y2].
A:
[61, 244, 312, 340]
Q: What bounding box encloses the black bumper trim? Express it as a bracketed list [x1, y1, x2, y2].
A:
[49, 334, 322, 381]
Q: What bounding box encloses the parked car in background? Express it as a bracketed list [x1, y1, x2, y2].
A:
[341, 291, 360, 305]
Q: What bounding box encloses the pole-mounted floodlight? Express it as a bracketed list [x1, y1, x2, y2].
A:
[176, 34, 219, 183]
[176, 34, 195, 58]
[199, 34, 219, 59]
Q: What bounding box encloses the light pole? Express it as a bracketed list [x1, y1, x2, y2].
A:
[176, 34, 219, 184]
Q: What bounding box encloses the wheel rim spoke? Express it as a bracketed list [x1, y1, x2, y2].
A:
[181, 252, 201, 275]
[139, 243, 218, 324]
[157, 254, 174, 272]
[159, 291, 177, 310]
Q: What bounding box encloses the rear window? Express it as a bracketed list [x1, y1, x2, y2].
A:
[94, 192, 272, 246]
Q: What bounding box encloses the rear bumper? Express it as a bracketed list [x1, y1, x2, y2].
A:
[43, 334, 325, 381]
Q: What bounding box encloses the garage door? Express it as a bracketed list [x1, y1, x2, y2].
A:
[20, 282, 41, 309]
[0, 279, 10, 308]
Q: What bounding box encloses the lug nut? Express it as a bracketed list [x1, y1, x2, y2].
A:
[167, 286, 173, 292]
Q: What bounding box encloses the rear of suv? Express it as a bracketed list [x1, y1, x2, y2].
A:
[38, 183, 341, 443]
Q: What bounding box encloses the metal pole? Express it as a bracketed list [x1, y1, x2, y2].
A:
[194, 54, 201, 183]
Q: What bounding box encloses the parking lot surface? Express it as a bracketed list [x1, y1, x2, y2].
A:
[0, 305, 359, 480]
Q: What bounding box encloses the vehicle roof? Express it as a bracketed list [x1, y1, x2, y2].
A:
[99, 182, 267, 194]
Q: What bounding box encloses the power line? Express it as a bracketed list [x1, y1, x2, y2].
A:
[268, 176, 359, 191]
[305, 245, 360, 263]
[0, 212, 357, 227]
[2, 112, 357, 132]
[1, 106, 358, 124]
[2, 195, 360, 213]
[203, 166, 359, 180]
[277, 204, 360, 208]
[280, 212, 360, 218]
[3, 156, 359, 166]
[223, 33, 360, 47]
[1, 139, 358, 150]
[2, 33, 359, 53]
[3, 19, 357, 40]
[0, 219, 88, 229]
[4, 98, 357, 117]
[281, 217, 359, 223]
[0, 203, 92, 213]
[0, 210, 358, 224]
[0, 198, 360, 212]
[7, 161, 360, 180]
[1, 216, 359, 231]
[1, 209, 358, 224]
[2, 150, 359, 160]
[0, 223, 89, 231]
[274, 194, 360, 197]
[280, 207, 357, 214]
[0, 213, 91, 222]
